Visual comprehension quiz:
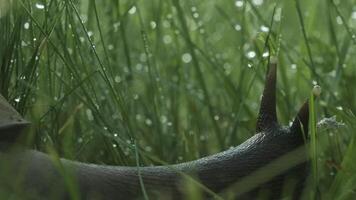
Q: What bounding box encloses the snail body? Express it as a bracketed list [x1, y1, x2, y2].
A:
[0, 62, 310, 199]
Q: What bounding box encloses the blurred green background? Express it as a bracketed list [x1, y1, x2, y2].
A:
[1, 0, 356, 199]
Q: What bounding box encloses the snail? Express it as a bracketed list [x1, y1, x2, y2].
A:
[0, 61, 310, 199]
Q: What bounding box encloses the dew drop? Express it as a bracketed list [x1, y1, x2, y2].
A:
[150, 21, 157, 29]
[24, 22, 30, 29]
[86, 109, 94, 121]
[246, 51, 256, 59]
[128, 6, 136, 15]
[145, 146, 152, 152]
[312, 85, 321, 97]
[163, 35, 172, 44]
[262, 51, 269, 58]
[160, 115, 168, 124]
[336, 106, 343, 111]
[182, 53, 192, 63]
[145, 118, 152, 126]
[234, 24, 242, 31]
[35, 3, 45, 10]
[260, 25, 269, 32]
[235, 0, 244, 7]
[352, 11, 356, 20]
[252, 0, 264, 6]
[336, 16, 343, 25]
[114, 76, 121, 84]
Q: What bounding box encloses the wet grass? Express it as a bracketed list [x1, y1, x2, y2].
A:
[1, 0, 356, 199]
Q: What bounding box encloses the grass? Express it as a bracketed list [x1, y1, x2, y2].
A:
[1, 0, 356, 199]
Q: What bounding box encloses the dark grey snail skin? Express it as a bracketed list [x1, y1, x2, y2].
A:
[0, 62, 310, 200]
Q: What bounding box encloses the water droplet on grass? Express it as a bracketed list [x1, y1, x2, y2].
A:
[145, 118, 152, 126]
[113, 76, 121, 83]
[234, 24, 241, 31]
[182, 53, 192, 63]
[260, 25, 269, 32]
[128, 6, 136, 15]
[86, 109, 94, 121]
[246, 51, 256, 59]
[24, 22, 30, 29]
[252, 0, 264, 6]
[163, 35, 172, 44]
[35, 3, 45, 10]
[235, 0, 244, 7]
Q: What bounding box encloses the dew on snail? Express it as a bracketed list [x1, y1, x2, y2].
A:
[114, 75, 122, 83]
[234, 24, 241, 31]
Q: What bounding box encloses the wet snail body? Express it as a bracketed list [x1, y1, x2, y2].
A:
[0, 62, 310, 199]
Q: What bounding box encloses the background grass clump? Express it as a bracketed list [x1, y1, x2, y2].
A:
[0, 0, 356, 199]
